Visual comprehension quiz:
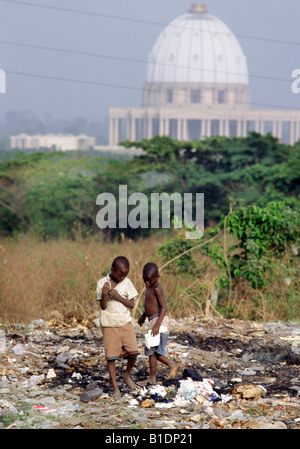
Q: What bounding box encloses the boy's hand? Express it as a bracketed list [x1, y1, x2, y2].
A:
[151, 326, 160, 336]
[108, 288, 120, 300]
[138, 315, 145, 326]
[102, 282, 110, 296]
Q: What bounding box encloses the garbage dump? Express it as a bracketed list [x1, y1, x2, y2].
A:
[0, 315, 299, 429]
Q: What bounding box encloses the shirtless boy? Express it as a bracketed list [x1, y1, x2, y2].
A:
[138, 262, 178, 386]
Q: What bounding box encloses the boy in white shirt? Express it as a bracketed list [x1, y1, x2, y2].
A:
[97, 256, 139, 397]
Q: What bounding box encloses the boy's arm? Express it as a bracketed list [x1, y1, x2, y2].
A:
[138, 312, 147, 326]
[151, 284, 167, 336]
[100, 282, 110, 310]
[108, 288, 136, 309]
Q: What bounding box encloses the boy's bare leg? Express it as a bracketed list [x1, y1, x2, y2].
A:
[137, 353, 178, 387]
[107, 360, 121, 397]
[137, 354, 157, 386]
[157, 355, 178, 379]
[122, 355, 137, 389]
[149, 353, 158, 382]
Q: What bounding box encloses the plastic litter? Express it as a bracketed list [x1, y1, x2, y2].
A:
[176, 377, 228, 404]
[148, 384, 168, 401]
[144, 325, 168, 349]
[12, 344, 36, 356]
[136, 374, 229, 408]
[46, 369, 56, 379]
[178, 379, 198, 399]
[128, 398, 139, 407]
[48, 402, 80, 417]
[55, 352, 73, 368]
[81, 387, 103, 403]
[32, 405, 55, 414]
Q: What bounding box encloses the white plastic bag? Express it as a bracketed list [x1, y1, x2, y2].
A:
[144, 325, 168, 349]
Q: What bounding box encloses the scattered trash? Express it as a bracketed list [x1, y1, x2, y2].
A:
[12, 344, 36, 356]
[81, 387, 103, 403]
[135, 372, 229, 411]
[1, 316, 299, 429]
[231, 384, 267, 400]
[55, 352, 73, 368]
[128, 398, 139, 407]
[190, 414, 202, 423]
[177, 379, 199, 399]
[181, 368, 203, 382]
[32, 405, 55, 414]
[141, 398, 154, 408]
[46, 369, 56, 379]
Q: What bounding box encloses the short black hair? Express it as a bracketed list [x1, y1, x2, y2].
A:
[112, 256, 130, 270]
[143, 262, 159, 278]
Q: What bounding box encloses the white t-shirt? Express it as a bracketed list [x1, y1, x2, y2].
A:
[96, 275, 138, 327]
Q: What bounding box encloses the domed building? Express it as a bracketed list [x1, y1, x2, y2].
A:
[108, 3, 300, 146]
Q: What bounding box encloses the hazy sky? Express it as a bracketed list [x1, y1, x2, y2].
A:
[1, 0, 300, 123]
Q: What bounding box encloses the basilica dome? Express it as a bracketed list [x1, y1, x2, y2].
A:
[146, 3, 249, 85]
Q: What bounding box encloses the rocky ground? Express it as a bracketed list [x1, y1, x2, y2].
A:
[0, 312, 299, 430]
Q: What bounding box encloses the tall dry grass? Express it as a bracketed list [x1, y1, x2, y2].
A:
[0, 232, 217, 323]
[1, 232, 298, 324]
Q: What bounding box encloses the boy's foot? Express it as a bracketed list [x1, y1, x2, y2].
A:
[112, 388, 121, 398]
[166, 362, 179, 380]
[122, 373, 137, 389]
[137, 376, 157, 387]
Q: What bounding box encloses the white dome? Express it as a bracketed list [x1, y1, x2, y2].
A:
[146, 3, 249, 85]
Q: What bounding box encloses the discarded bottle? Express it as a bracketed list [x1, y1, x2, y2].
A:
[81, 387, 103, 403]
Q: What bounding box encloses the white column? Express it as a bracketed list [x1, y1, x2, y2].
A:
[164, 118, 170, 137]
[115, 118, 120, 144]
[224, 120, 229, 137]
[219, 119, 224, 136]
[237, 120, 242, 137]
[205, 119, 211, 137]
[272, 121, 277, 138]
[126, 116, 131, 141]
[295, 122, 300, 143]
[289, 121, 295, 146]
[259, 120, 264, 135]
[177, 119, 182, 141]
[147, 116, 153, 139]
[159, 118, 164, 136]
[241, 120, 247, 137]
[109, 117, 114, 146]
[182, 119, 188, 140]
[277, 121, 282, 141]
[130, 116, 136, 141]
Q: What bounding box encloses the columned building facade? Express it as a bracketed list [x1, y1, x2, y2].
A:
[109, 4, 300, 146]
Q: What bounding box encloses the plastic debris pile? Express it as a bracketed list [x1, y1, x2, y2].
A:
[132, 377, 233, 410]
[0, 315, 300, 429]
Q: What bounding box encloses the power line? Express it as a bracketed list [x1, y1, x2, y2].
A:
[1, 0, 300, 48]
[5, 69, 298, 111]
[0, 39, 290, 85]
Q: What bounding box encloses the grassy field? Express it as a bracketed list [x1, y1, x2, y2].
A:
[0, 232, 299, 324]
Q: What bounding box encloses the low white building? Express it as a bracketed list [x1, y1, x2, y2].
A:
[10, 133, 96, 151]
